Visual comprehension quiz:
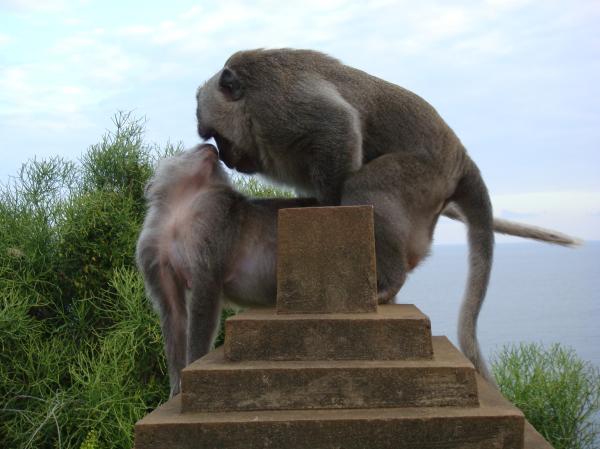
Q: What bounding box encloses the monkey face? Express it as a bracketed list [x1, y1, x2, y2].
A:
[196, 69, 261, 175]
[213, 133, 259, 174]
[145, 144, 229, 202]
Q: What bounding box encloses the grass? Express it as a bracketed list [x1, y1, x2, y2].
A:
[492, 343, 600, 449]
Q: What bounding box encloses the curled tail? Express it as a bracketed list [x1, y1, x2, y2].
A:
[450, 160, 495, 384]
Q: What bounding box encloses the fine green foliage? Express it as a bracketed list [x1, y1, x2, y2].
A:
[0, 112, 290, 448]
[492, 343, 600, 449]
[233, 175, 295, 199]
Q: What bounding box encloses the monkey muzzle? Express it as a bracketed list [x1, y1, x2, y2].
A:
[213, 133, 259, 174]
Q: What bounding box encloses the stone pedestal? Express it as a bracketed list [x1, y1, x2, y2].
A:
[135, 206, 552, 449]
[276, 206, 377, 314]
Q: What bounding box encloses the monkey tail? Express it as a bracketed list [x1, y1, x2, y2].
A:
[443, 203, 582, 247]
[450, 159, 496, 384]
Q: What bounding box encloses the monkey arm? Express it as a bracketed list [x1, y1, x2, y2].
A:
[250, 78, 364, 205]
[442, 203, 581, 247]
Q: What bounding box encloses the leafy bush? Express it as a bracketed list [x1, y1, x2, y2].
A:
[492, 343, 600, 449]
[0, 112, 291, 448]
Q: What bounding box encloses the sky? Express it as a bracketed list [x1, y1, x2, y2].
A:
[1, 0, 599, 243]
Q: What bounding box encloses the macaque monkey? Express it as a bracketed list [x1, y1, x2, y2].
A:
[136, 144, 316, 396]
[137, 145, 578, 396]
[195, 48, 580, 382]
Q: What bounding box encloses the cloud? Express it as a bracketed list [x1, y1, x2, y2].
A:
[0, 33, 12, 45]
[0, 65, 100, 131]
[0, 23, 151, 130]
[117, 25, 154, 37]
[493, 192, 600, 216]
[0, 0, 72, 12]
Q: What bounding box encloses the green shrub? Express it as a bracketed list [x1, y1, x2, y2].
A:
[492, 343, 600, 449]
[233, 175, 294, 198]
[0, 112, 292, 448]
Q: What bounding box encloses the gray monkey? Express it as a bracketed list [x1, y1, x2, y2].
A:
[137, 145, 577, 396]
[195, 48, 579, 382]
[136, 144, 316, 396]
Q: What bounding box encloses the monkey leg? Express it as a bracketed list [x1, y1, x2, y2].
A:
[373, 214, 409, 304]
[341, 153, 447, 303]
[341, 162, 409, 303]
[186, 275, 223, 366]
[146, 263, 187, 397]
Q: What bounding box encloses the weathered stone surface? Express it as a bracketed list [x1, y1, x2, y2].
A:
[182, 337, 477, 412]
[276, 206, 377, 314]
[135, 375, 525, 449]
[224, 304, 433, 361]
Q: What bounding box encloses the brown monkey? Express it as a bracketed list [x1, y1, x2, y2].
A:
[137, 145, 577, 396]
[136, 144, 316, 396]
[195, 49, 579, 382]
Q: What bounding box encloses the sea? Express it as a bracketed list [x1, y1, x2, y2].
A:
[398, 241, 600, 370]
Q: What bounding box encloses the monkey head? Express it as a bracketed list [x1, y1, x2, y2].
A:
[196, 67, 260, 175]
[144, 144, 230, 202]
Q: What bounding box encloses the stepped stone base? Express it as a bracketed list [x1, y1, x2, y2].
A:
[182, 337, 477, 412]
[135, 375, 524, 449]
[225, 304, 433, 361]
[134, 205, 555, 449]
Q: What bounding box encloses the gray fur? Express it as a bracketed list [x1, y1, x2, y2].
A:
[136, 144, 316, 396]
[195, 48, 581, 383]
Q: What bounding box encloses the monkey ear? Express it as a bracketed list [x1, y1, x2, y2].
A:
[218, 68, 244, 101]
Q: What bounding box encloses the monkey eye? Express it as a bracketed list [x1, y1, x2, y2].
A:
[218, 68, 244, 101]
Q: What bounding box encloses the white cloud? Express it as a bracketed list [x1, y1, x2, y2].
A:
[494, 192, 600, 216]
[0, 65, 100, 131]
[452, 30, 512, 56]
[0, 33, 12, 45]
[117, 25, 154, 37]
[0, 0, 73, 12]
[484, 0, 533, 12]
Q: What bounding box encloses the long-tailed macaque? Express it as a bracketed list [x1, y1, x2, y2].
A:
[136, 144, 316, 396]
[195, 49, 580, 382]
[137, 145, 577, 396]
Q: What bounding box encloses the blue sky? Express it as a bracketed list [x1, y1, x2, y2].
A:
[1, 0, 599, 243]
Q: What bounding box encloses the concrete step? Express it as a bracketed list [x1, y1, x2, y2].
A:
[224, 304, 433, 362]
[135, 375, 524, 449]
[182, 337, 477, 412]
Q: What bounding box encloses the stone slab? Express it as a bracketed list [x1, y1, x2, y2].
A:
[276, 206, 377, 314]
[182, 337, 478, 412]
[224, 304, 433, 362]
[135, 375, 524, 449]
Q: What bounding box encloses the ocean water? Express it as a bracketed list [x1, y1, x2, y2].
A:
[397, 241, 600, 369]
